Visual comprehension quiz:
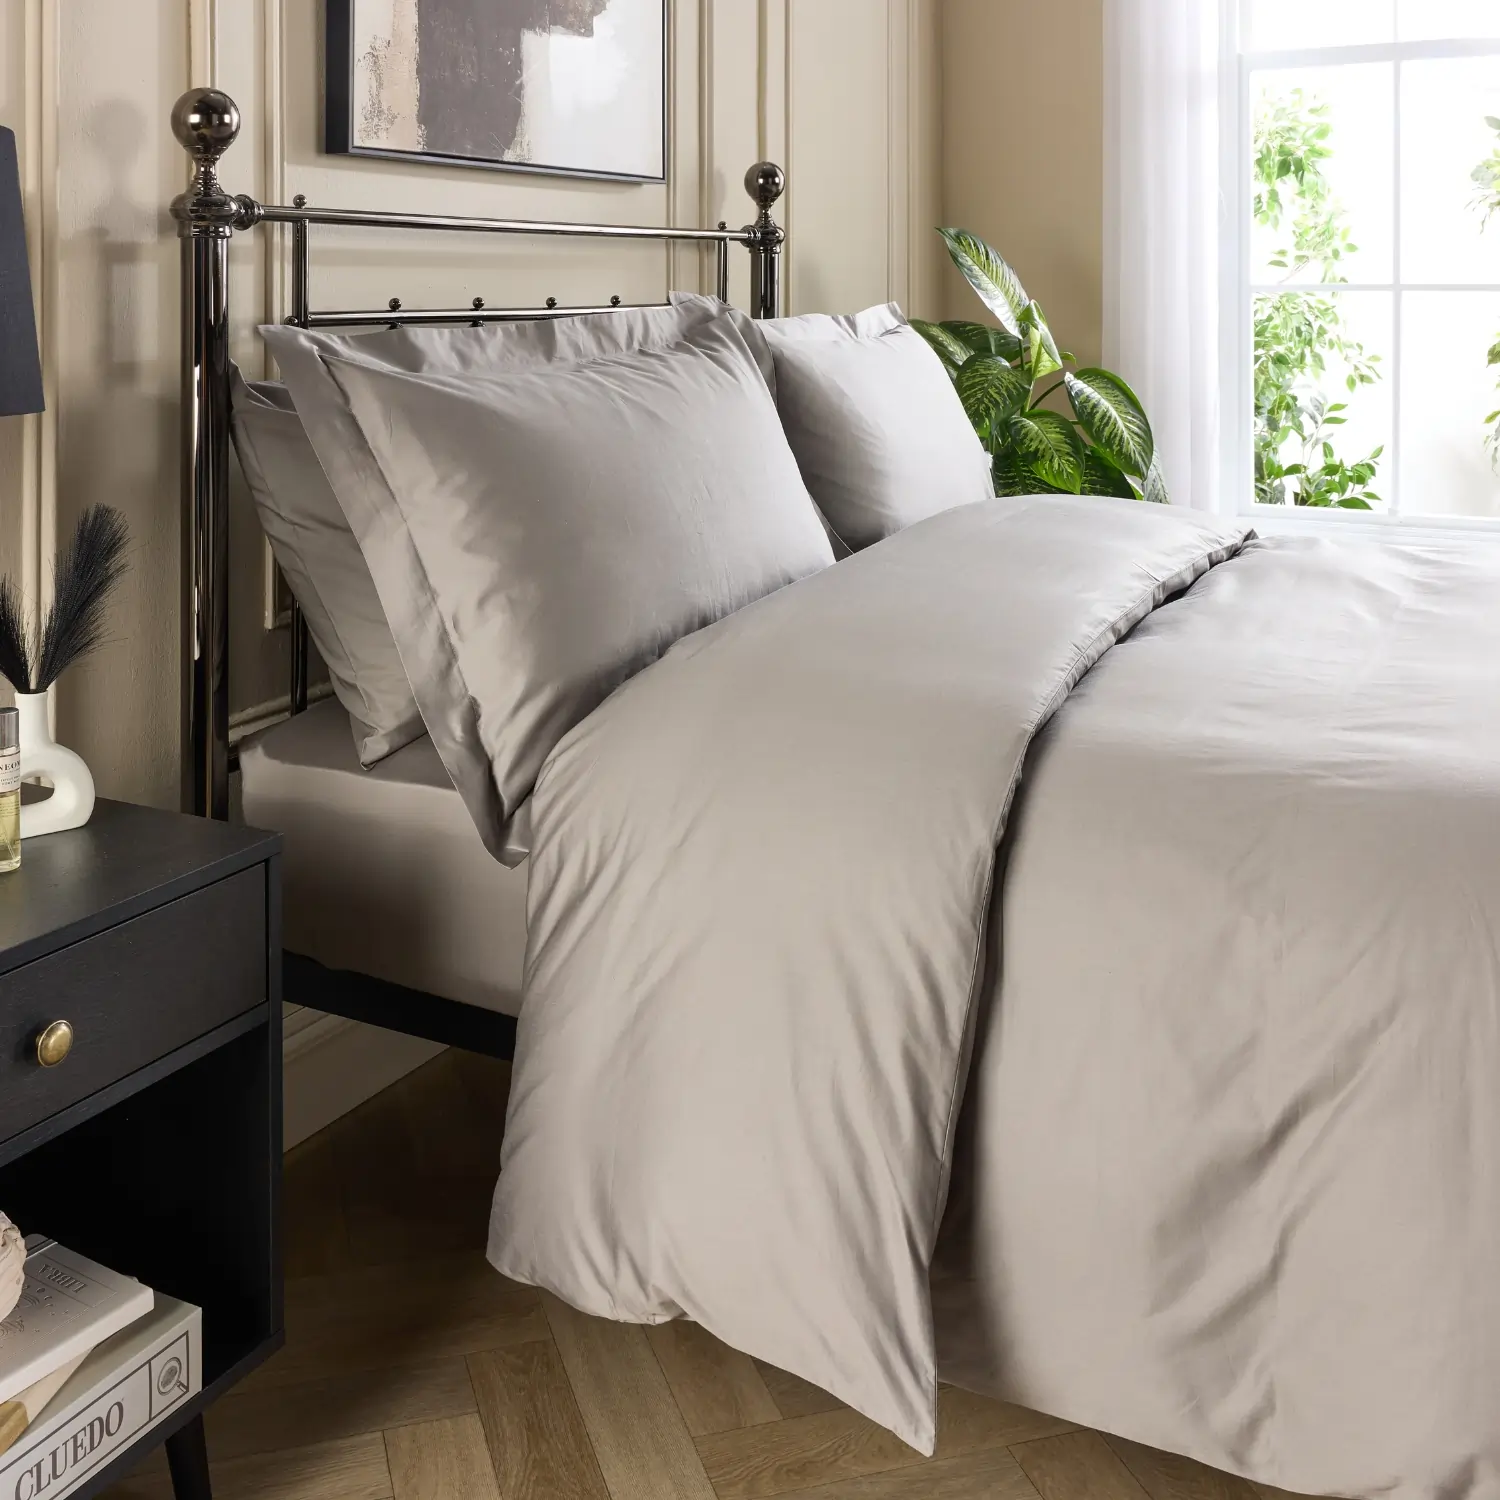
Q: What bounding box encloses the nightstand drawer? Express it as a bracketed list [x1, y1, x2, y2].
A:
[0, 865, 266, 1144]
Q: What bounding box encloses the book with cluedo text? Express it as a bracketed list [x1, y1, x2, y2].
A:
[0, 1238, 152, 1408]
[0, 1295, 200, 1500]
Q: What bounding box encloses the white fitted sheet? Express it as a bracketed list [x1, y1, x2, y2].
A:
[240, 698, 527, 1016]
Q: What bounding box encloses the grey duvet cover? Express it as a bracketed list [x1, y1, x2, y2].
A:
[488, 497, 1500, 1500]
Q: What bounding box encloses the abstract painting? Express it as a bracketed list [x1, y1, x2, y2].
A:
[325, 0, 666, 182]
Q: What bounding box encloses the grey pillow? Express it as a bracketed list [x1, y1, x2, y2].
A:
[754, 304, 994, 550]
[265, 312, 833, 860]
[230, 371, 423, 766]
[252, 295, 765, 774]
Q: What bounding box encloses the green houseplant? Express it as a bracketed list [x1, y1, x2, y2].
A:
[913, 230, 1165, 502]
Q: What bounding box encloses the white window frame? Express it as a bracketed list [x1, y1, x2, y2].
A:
[1219, 13, 1500, 536]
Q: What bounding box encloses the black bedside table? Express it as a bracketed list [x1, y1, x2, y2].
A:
[0, 800, 282, 1500]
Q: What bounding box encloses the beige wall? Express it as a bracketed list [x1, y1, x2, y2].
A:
[940, 0, 1104, 367]
[0, 0, 941, 810]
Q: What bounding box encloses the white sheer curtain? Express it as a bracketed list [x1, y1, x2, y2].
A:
[1103, 0, 1226, 511]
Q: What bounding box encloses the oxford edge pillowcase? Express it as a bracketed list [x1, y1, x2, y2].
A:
[274, 315, 832, 860]
[257, 297, 771, 794]
[736, 301, 994, 550]
[230, 371, 423, 765]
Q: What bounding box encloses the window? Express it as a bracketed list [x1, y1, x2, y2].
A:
[1225, 3, 1500, 527]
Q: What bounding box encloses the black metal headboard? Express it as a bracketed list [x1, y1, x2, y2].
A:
[168, 87, 787, 821]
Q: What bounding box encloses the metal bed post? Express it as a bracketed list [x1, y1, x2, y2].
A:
[169, 86, 785, 821]
[170, 90, 241, 821]
[744, 163, 786, 319]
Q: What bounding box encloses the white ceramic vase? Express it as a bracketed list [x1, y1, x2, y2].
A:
[15, 691, 94, 839]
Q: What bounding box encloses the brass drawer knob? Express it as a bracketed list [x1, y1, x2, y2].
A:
[35, 1020, 73, 1068]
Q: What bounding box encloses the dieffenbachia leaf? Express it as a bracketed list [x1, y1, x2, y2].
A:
[940, 319, 1025, 362]
[955, 355, 1031, 429]
[938, 229, 1029, 335]
[1019, 302, 1062, 383]
[993, 451, 1068, 497]
[1006, 410, 1085, 493]
[1079, 450, 1138, 499]
[1064, 368, 1155, 479]
[910, 319, 970, 374]
[1139, 451, 1170, 503]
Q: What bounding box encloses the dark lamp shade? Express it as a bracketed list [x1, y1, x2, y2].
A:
[0, 126, 42, 418]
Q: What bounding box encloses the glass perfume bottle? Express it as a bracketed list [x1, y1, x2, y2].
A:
[0, 706, 18, 873]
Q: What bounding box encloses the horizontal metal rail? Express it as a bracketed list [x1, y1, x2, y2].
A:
[302, 302, 669, 329]
[252, 200, 751, 243]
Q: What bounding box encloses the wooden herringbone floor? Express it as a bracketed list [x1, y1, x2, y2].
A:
[105, 1050, 1329, 1500]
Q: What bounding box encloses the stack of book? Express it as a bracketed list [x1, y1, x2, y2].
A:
[0, 1236, 202, 1499]
[0, 1238, 153, 1453]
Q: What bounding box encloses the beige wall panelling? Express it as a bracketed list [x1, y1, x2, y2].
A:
[758, 0, 789, 302]
[886, 0, 944, 319]
[781, 0, 941, 320]
[941, 0, 1105, 365]
[906, 0, 943, 321]
[787, 0, 889, 314]
[704, 0, 766, 311]
[0, 2, 58, 701]
[278, 2, 684, 322]
[668, 0, 707, 298]
[52, 0, 189, 806]
[0, 9, 21, 597]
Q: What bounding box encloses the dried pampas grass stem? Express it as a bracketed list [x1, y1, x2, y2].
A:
[0, 505, 130, 695]
[37, 506, 130, 691]
[0, 577, 31, 695]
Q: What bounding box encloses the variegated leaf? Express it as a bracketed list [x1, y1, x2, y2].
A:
[938, 229, 1029, 335]
[1065, 369, 1155, 479]
[1006, 410, 1085, 493]
[956, 355, 1031, 429]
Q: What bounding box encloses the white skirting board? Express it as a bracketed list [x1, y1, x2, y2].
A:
[283, 1004, 446, 1149]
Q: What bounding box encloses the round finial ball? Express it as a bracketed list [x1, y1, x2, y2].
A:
[171, 88, 241, 160]
[746, 161, 786, 208]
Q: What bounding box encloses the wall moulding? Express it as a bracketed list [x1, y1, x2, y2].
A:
[19, 0, 59, 667]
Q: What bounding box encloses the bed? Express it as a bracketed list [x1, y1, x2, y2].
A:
[172, 86, 789, 1056]
[170, 87, 1500, 1500]
[239, 700, 527, 1050]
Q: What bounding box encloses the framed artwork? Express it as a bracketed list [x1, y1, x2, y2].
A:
[325, 0, 667, 183]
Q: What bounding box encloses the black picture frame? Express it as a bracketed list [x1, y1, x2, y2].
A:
[324, 0, 668, 185]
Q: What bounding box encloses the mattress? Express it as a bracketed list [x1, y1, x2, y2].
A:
[240, 698, 527, 1016]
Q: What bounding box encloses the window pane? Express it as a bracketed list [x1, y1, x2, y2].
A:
[1251, 66, 1394, 286]
[1398, 1, 1500, 41]
[1253, 290, 1393, 510]
[1401, 56, 1500, 285]
[1246, 0, 1394, 50]
[1398, 292, 1500, 517]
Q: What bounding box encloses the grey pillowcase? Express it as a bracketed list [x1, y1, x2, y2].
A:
[254, 296, 762, 783]
[267, 312, 833, 861]
[230, 370, 424, 766]
[752, 303, 995, 550]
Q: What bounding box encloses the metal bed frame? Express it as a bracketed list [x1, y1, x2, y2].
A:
[168, 87, 787, 1055]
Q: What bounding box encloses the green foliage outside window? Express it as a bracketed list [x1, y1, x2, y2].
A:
[1472, 117, 1500, 467]
[1252, 89, 1383, 508]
